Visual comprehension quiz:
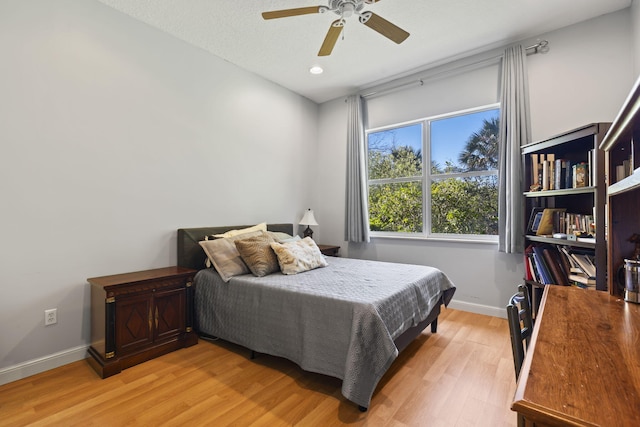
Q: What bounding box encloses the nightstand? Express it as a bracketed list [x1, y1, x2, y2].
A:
[317, 244, 340, 257]
[87, 266, 198, 379]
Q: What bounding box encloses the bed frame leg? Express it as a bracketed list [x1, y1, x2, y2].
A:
[250, 350, 256, 359]
[430, 317, 438, 333]
[358, 405, 368, 412]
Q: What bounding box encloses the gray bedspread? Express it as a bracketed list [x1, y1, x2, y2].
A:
[194, 256, 455, 408]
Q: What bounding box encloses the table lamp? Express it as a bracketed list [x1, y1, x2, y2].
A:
[299, 209, 318, 239]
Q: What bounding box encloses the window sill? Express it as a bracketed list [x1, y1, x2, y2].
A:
[369, 233, 499, 245]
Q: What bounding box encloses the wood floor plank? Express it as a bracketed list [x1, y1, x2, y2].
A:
[0, 308, 518, 426]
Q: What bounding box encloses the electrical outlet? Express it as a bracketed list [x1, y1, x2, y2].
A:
[45, 308, 57, 326]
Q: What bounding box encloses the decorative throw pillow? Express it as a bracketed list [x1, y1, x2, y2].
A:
[198, 230, 264, 282]
[270, 237, 328, 275]
[213, 223, 267, 239]
[267, 231, 302, 243]
[235, 234, 280, 277]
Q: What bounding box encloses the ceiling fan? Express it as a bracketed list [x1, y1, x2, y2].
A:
[262, 0, 410, 56]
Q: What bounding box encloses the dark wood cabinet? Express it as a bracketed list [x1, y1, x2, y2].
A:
[87, 266, 198, 378]
[600, 76, 640, 297]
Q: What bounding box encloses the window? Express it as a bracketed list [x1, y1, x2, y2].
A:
[366, 105, 500, 240]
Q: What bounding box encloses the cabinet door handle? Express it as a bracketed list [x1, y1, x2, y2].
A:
[155, 307, 159, 329]
[148, 307, 153, 333]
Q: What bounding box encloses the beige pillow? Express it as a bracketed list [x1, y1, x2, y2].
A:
[213, 223, 267, 239]
[199, 230, 264, 282]
[270, 237, 328, 275]
[235, 234, 280, 277]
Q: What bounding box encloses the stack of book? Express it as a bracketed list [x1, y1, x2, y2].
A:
[530, 151, 594, 191]
[527, 208, 595, 238]
[524, 244, 596, 288]
[560, 247, 596, 287]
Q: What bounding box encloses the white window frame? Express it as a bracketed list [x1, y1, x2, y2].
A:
[366, 103, 500, 243]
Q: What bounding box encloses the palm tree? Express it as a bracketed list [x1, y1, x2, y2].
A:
[458, 117, 499, 171]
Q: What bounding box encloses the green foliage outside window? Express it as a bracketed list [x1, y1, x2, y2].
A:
[431, 176, 498, 235]
[369, 182, 423, 232]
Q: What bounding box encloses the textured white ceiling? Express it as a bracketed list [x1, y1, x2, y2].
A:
[96, 0, 631, 103]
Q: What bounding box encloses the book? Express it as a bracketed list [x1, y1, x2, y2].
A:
[531, 154, 539, 187]
[616, 164, 626, 182]
[573, 162, 588, 188]
[527, 253, 541, 283]
[547, 154, 555, 190]
[532, 246, 553, 284]
[570, 252, 596, 278]
[576, 237, 596, 244]
[569, 274, 596, 287]
[524, 248, 533, 281]
[559, 246, 583, 273]
[536, 208, 566, 236]
[525, 245, 542, 283]
[554, 158, 567, 190]
[555, 246, 572, 279]
[564, 159, 573, 189]
[542, 247, 569, 285]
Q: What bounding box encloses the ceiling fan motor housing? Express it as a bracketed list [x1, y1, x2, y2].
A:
[329, 0, 365, 17]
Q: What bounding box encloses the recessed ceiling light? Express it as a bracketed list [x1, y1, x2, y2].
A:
[309, 66, 324, 75]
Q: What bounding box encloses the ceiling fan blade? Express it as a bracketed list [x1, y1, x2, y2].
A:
[318, 20, 344, 56]
[360, 12, 409, 44]
[262, 6, 322, 20]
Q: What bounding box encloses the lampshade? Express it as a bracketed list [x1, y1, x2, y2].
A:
[299, 209, 318, 226]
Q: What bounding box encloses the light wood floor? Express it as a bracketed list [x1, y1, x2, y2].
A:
[0, 309, 517, 426]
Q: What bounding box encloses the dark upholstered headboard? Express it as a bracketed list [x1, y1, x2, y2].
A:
[177, 224, 294, 270]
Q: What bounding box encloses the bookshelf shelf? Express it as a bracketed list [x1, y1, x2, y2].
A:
[524, 187, 596, 198]
[525, 235, 597, 250]
[608, 169, 640, 196]
[522, 123, 610, 292]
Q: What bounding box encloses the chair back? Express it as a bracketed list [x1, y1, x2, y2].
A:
[507, 284, 534, 379]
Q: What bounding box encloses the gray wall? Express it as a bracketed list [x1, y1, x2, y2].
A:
[0, 0, 318, 380]
[313, 9, 635, 317]
[634, 0, 640, 73]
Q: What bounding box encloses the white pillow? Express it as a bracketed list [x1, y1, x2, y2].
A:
[270, 237, 328, 275]
[213, 223, 267, 239]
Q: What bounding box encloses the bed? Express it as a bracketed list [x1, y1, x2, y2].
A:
[177, 224, 456, 410]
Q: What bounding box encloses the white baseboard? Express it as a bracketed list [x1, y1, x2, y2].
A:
[0, 345, 89, 386]
[447, 299, 506, 319]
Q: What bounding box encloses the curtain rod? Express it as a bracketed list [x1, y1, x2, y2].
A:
[359, 40, 550, 99]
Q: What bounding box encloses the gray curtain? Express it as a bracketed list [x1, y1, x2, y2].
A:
[345, 95, 370, 242]
[498, 45, 531, 253]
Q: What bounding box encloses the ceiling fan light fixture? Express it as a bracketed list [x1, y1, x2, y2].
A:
[309, 65, 324, 74]
[341, 3, 356, 18]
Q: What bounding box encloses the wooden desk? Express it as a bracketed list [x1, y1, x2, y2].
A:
[511, 285, 640, 426]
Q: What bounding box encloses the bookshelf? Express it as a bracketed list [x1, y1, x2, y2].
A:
[522, 123, 610, 294]
[600, 75, 640, 297]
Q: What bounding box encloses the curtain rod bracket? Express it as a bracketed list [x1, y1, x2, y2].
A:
[526, 40, 549, 55]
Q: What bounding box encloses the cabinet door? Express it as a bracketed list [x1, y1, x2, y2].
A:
[153, 287, 185, 342]
[115, 293, 153, 354]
